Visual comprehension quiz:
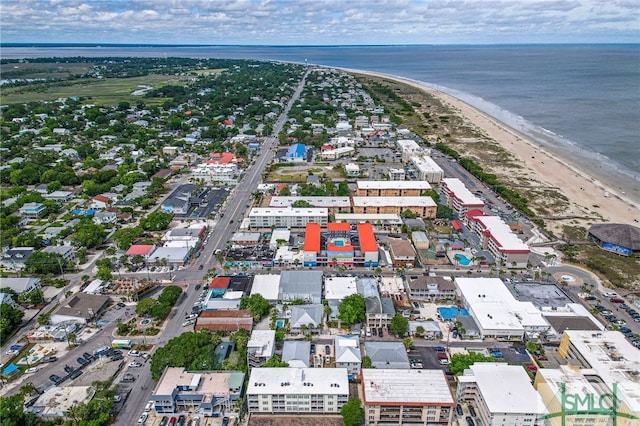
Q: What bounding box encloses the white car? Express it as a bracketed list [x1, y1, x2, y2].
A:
[137, 413, 148, 424]
[129, 361, 143, 368]
[144, 401, 153, 412]
[128, 350, 141, 357]
[25, 367, 39, 374]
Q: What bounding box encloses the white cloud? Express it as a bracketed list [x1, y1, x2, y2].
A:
[1, 0, 637, 44]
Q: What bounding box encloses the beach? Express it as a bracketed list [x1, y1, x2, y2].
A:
[351, 70, 640, 235]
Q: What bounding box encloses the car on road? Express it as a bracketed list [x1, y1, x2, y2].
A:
[77, 357, 89, 366]
[121, 374, 136, 383]
[128, 350, 141, 357]
[25, 367, 39, 374]
[64, 365, 75, 374]
[195, 284, 201, 290]
[49, 374, 64, 384]
[610, 297, 625, 303]
[198, 264, 204, 270]
[129, 361, 143, 368]
[113, 394, 122, 403]
[41, 356, 58, 363]
[6, 345, 22, 355]
[116, 302, 126, 308]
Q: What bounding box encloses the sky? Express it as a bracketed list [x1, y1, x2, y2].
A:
[1, 0, 638, 45]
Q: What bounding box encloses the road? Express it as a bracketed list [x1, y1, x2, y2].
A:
[114, 69, 310, 424]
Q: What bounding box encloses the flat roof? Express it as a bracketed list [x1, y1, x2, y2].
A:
[325, 276, 358, 300]
[362, 369, 454, 406]
[231, 232, 260, 242]
[410, 155, 444, 173]
[247, 368, 348, 396]
[441, 178, 485, 206]
[475, 216, 530, 252]
[270, 196, 351, 208]
[352, 196, 436, 207]
[458, 363, 546, 414]
[154, 367, 242, 396]
[248, 330, 276, 358]
[357, 223, 378, 253]
[125, 244, 155, 256]
[303, 223, 321, 252]
[249, 207, 328, 217]
[396, 139, 422, 151]
[210, 277, 230, 290]
[356, 180, 432, 190]
[250, 274, 281, 301]
[149, 246, 189, 261]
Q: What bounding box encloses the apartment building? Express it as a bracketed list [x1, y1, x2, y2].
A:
[355, 181, 432, 197]
[362, 369, 454, 425]
[440, 178, 485, 216]
[351, 197, 436, 218]
[247, 368, 349, 414]
[248, 207, 328, 229]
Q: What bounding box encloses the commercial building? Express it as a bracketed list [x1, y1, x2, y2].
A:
[362, 369, 454, 426]
[467, 215, 530, 268]
[125, 244, 157, 259]
[269, 229, 291, 250]
[282, 143, 306, 162]
[191, 162, 239, 184]
[457, 363, 547, 426]
[355, 180, 431, 197]
[409, 155, 444, 183]
[50, 293, 110, 325]
[248, 207, 328, 229]
[552, 330, 640, 423]
[247, 368, 349, 414]
[147, 246, 191, 266]
[440, 178, 485, 216]
[588, 223, 640, 257]
[279, 270, 323, 304]
[151, 368, 245, 417]
[249, 274, 280, 303]
[194, 310, 253, 333]
[352, 196, 437, 218]
[396, 139, 425, 161]
[455, 277, 550, 340]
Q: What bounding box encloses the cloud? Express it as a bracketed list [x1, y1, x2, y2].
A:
[1, 0, 637, 44]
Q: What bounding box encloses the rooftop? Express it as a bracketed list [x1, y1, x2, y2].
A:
[247, 368, 348, 396]
[356, 180, 432, 190]
[441, 178, 485, 206]
[362, 369, 454, 405]
[325, 276, 358, 301]
[352, 196, 436, 207]
[250, 274, 280, 301]
[475, 216, 530, 252]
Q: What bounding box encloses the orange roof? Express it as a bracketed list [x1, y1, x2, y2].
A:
[206, 152, 236, 165]
[358, 223, 377, 253]
[303, 223, 321, 252]
[93, 195, 110, 203]
[328, 222, 350, 232]
[125, 245, 155, 256]
[327, 243, 354, 252]
[209, 277, 230, 289]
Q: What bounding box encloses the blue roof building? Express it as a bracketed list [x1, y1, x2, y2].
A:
[286, 143, 306, 160]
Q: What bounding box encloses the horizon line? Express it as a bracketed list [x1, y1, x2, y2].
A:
[2, 42, 639, 48]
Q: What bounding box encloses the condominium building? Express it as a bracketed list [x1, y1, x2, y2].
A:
[467, 215, 530, 267]
[362, 369, 454, 425]
[191, 162, 239, 184]
[409, 155, 444, 183]
[269, 196, 351, 215]
[457, 363, 547, 426]
[440, 178, 485, 215]
[151, 368, 245, 417]
[247, 368, 349, 414]
[248, 207, 328, 229]
[351, 196, 436, 218]
[355, 180, 432, 197]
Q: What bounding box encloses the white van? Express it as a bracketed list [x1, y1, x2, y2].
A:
[365, 327, 371, 337]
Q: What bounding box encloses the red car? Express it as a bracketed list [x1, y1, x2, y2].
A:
[610, 297, 625, 303]
[527, 365, 538, 371]
[169, 417, 177, 426]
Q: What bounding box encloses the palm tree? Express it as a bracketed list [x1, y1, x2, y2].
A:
[38, 313, 50, 325]
[19, 382, 36, 397]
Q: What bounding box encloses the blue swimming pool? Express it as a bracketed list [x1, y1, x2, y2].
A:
[333, 240, 345, 246]
[276, 319, 285, 328]
[455, 253, 471, 266]
[438, 306, 470, 320]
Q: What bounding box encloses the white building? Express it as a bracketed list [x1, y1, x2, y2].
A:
[468, 215, 530, 267]
[345, 163, 360, 177]
[455, 277, 550, 340]
[457, 363, 547, 426]
[191, 162, 239, 184]
[42, 245, 75, 262]
[269, 229, 291, 250]
[409, 155, 444, 183]
[334, 335, 361, 375]
[362, 369, 454, 426]
[0, 277, 41, 294]
[247, 330, 276, 369]
[396, 139, 425, 161]
[248, 207, 328, 229]
[440, 178, 485, 215]
[247, 368, 349, 414]
[319, 146, 355, 160]
[269, 197, 351, 212]
[249, 274, 280, 303]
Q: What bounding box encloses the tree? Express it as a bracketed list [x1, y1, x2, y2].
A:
[337, 294, 366, 324]
[150, 331, 219, 380]
[24, 251, 66, 275]
[389, 313, 409, 337]
[361, 355, 373, 369]
[38, 312, 50, 325]
[403, 337, 414, 350]
[239, 294, 271, 321]
[0, 394, 39, 426]
[71, 220, 106, 249]
[262, 354, 289, 368]
[157, 285, 182, 306]
[275, 329, 285, 342]
[112, 226, 144, 250]
[340, 398, 364, 426]
[136, 297, 157, 316]
[0, 304, 24, 342]
[415, 325, 425, 337]
[19, 382, 37, 397]
[448, 352, 496, 375]
[140, 210, 173, 231]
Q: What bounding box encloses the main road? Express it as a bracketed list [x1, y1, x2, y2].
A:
[115, 69, 310, 425]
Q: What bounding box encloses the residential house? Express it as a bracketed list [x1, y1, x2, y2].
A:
[0, 277, 41, 294]
[0, 293, 17, 308]
[247, 330, 276, 369]
[90, 195, 112, 210]
[364, 342, 410, 369]
[281, 340, 311, 368]
[92, 211, 118, 224]
[335, 335, 361, 376]
[19, 202, 45, 218]
[289, 304, 323, 334]
[42, 246, 75, 263]
[1, 247, 35, 271]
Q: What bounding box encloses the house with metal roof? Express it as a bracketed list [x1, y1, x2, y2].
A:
[282, 340, 311, 368]
[289, 304, 324, 333]
[364, 341, 410, 369]
[335, 335, 361, 375]
[278, 270, 323, 304]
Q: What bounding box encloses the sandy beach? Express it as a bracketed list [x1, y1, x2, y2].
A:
[351, 70, 640, 234]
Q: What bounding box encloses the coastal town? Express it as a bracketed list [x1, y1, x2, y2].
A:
[0, 57, 639, 426]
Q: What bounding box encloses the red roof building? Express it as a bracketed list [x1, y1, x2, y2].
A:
[194, 310, 253, 333]
[327, 222, 351, 232]
[206, 152, 237, 165]
[125, 245, 156, 257]
[358, 223, 377, 254]
[209, 277, 230, 290]
[303, 223, 321, 253]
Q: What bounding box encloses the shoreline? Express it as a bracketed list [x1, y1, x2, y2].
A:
[345, 68, 640, 229]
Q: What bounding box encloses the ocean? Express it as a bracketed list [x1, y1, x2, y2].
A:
[2, 44, 639, 200]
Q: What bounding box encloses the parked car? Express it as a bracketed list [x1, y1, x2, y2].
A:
[456, 404, 463, 416]
[610, 297, 625, 303]
[49, 374, 64, 384]
[128, 350, 141, 357]
[69, 370, 83, 380]
[129, 361, 143, 368]
[121, 374, 136, 383]
[378, 327, 383, 337]
[82, 352, 94, 361]
[169, 417, 177, 426]
[41, 356, 58, 363]
[195, 284, 201, 290]
[110, 354, 124, 362]
[77, 357, 89, 366]
[325, 345, 331, 355]
[145, 401, 153, 412]
[176, 415, 186, 426]
[469, 406, 476, 417]
[25, 367, 39, 374]
[64, 365, 75, 374]
[138, 413, 148, 424]
[159, 417, 169, 426]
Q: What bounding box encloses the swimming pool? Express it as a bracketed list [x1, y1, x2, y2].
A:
[333, 240, 345, 246]
[276, 319, 285, 328]
[455, 253, 471, 266]
[438, 306, 470, 320]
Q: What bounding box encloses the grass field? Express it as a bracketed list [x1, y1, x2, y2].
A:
[1, 74, 186, 106]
